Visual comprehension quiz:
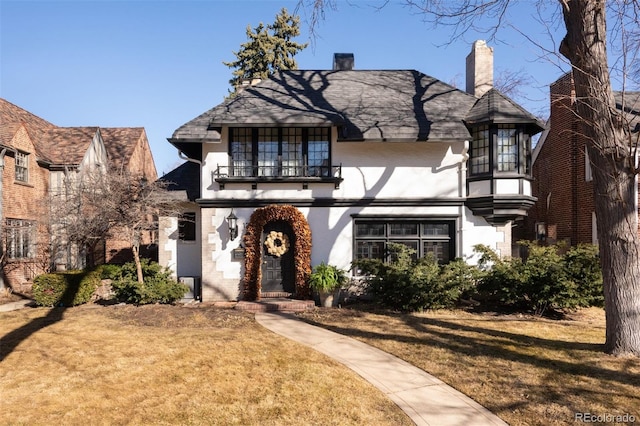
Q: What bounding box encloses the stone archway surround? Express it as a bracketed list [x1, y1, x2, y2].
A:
[242, 205, 312, 301]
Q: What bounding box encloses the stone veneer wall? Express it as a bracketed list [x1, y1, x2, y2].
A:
[200, 207, 240, 301]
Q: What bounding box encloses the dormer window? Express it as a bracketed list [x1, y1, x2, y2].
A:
[15, 151, 29, 183]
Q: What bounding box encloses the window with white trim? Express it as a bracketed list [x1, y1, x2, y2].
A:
[6, 219, 35, 259]
[15, 151, 29, 183]
[354, 219, 455, 264]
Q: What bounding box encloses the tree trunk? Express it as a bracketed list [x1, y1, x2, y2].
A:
[132, 240, 144, 284]
[560, 0, 640, 355]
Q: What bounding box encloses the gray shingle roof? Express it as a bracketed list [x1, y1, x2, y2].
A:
[614, 91, 640, 131]
[465, 88, 545, 130]
[160, 161, 200, 201]
[172, 70, 484, 143]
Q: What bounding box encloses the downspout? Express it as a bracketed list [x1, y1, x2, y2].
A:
[0, 148, 6, 288]
[459, 141, 469, 259]
[179, 150, 202, 166]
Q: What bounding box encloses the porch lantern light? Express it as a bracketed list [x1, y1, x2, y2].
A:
[227, 209, 238, 240]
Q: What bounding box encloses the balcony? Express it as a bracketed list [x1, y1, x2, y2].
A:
[212, 164, 343, 189]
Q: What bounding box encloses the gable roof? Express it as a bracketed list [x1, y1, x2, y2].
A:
[0, 98, 56, 151]
[172, 70, 484, 143]
[100, 127, 146, 171]
[41, 126, 100, 165]
[1, 98, 154, 172]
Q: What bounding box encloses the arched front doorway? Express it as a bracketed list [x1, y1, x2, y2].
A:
[242, 205, 312, 301]
[261, 220, 295, 294]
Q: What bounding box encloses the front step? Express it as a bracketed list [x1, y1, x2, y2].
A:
[261, 292, 293, 299]
[235, 298, 316, 313]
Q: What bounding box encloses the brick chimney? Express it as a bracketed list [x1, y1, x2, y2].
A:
[466, 40, 494, 98]
[333, 53, 354, 70]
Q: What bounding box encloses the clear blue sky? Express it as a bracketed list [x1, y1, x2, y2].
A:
[1, 0, 570, 176]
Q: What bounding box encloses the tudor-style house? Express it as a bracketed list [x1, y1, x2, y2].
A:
[0, 99, 158, 292]
[517, 72, 640, 246]
[160, 41, 544, 302]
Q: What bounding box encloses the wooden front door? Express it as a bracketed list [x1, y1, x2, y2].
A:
[261, 221, 295, 294]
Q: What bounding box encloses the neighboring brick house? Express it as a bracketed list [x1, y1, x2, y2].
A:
[519, 72, 640, 246]
[0, 99, 158, 292]
[160, 41, 544, 302]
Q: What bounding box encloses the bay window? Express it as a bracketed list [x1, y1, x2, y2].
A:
[469, 124, 530, 175]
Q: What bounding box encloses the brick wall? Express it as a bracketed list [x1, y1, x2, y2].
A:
[525, 73, 599, 246]
[2, 126, 50, 291]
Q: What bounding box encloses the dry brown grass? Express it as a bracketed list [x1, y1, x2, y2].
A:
[0, 304, 411, 426]
[297, 306, 640, 426]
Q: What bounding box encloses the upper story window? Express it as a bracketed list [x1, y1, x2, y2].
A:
[469, 124, 530, 176]
[6, 218, 35, 259]
[15, 151, 29, 183]
[497, 125, 517, 171]
[470, 125, 490, 174]
[229, 127, 330, 178]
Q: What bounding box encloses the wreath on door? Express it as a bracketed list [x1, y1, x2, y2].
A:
[264, 231, 290, 257]
[243, 204, 312, 301]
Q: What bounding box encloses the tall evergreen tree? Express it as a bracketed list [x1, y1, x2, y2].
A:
[224, 8, 308, 93]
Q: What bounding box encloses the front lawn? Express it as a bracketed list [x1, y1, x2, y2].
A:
[0, 304, 410, 425]
[297, 306, 640, 426]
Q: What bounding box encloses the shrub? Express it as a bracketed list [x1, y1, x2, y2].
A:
[563, 244, 604, 307]
[354, 243, 472, 311]
[439, 258, 482, 305]
[98, 263, 122, 280]
[111, 259, 188, 305]
[33, 269, 101, 307]
[475, 242, 603, 315]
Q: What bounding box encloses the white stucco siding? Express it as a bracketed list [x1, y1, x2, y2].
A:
[159, 206, 203, 280]
[199, 137, 466, 200]
[186, 204, 509, 301]
[159, 216, 178, 277]
[334, 141, 464, 199]
[462, 209, 511, 260]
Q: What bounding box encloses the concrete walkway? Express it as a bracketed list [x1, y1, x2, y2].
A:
[0, 299, 35, 312]
[256, 312, 507, 426]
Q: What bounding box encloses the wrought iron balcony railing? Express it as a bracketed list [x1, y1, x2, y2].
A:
[212, 164, 343, 189]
